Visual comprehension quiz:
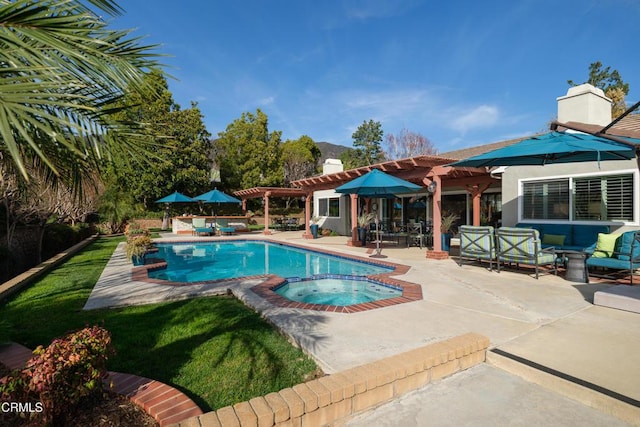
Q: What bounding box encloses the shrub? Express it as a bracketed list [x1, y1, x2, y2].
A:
[125, 235, 152, 262]
[0, 326, 114, 425]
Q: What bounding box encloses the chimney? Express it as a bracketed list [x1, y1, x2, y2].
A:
[322, 158, 343, 175]
[557, 83, 612, 126]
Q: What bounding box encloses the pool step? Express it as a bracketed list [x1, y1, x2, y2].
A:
[486, 348, 640, 426]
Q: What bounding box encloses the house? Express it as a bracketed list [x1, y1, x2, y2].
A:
[497, 84, 640, 232]
[243, 84, 640, 255]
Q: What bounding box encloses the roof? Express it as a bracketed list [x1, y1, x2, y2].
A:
[291, 155, 455, 191]
[438, 135, 536, 160]
[560, 115, 640, 139]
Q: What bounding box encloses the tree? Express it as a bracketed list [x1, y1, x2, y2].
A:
[350, 119, 385, 167]
[0, 0, 163, 179]
[385, 128, 438, 159]
[281, 135, 321, 185]
[338, 148, 361, 170]
[214, 109, 283, 190]
[568, 62, 630, 119]
[107, 70, 212, 208]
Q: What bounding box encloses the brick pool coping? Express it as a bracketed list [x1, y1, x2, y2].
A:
[131, 238, 422, 312]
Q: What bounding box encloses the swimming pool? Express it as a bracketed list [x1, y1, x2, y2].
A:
[147, 241, 391, 282]
[274, 277, 402, 306]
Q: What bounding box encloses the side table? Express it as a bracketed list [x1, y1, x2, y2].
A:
[562, 250, 589, 283]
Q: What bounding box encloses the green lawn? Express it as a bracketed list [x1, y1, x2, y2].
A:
[0, 237, 320, 411]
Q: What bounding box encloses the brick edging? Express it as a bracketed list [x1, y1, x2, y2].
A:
[0, 342, 202, 426]
[172, 332, 490, 427]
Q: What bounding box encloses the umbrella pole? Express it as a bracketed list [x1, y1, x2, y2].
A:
[162, 203, 170, 231]
[370, 197, 386, 258]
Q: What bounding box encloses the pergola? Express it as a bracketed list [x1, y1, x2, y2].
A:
[234, 187, 305, 235]
[291, 155, 499, 255]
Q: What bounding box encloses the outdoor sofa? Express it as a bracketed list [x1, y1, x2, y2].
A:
[515, 223, 609, 251]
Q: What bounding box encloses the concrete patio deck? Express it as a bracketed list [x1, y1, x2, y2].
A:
[86, 231, 640, 425]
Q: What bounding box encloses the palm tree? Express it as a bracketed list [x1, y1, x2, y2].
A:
[0, 0, 163, 179]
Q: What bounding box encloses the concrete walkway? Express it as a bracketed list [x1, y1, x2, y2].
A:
[86, 231, 640, 425]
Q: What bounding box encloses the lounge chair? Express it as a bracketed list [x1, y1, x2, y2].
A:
[458, 225, 496, 270]
[496, 227, 557, 279]
[192, 217, 214, 236]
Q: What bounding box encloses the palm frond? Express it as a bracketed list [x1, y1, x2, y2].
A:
[0, 0, 166, 178]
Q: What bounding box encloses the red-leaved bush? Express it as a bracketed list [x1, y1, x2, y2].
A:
[0, 325, 114, 426]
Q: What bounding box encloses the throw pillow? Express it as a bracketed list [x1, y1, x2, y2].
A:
[591, 233, 619, 258]
[542, 234, 565, 246]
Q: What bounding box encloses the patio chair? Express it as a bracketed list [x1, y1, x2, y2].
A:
[192, 217, 214, 236]
[496, 227, 557, 279]
[458, 225, 496, 270]
[408, 222, 425, 249]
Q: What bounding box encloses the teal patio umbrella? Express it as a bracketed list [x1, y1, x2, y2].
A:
[194, 188, 241, 224]
[155, 191, 195, 230]
[449, 132, 639, 168]
[336, 169, 421, 257]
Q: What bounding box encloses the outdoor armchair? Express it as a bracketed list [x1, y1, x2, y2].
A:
[496, 227, 557, 279]
[458, 225, 496, 270]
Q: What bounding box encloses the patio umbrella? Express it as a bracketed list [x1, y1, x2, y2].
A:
[335, 169, 421, 257]
[448, 131, 639, 168]
[155, 191, 195, 230]
[193, 188, 241, 225]
[155, 191, 195, 203]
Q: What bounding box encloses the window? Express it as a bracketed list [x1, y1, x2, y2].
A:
[522, 179, 569, 220]
[521, 173, 635, 223]
[574, 174, 633, 221]
[318, 197, 340, 217]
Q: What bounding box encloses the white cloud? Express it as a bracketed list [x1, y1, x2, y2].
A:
[448, 105, 499, 133]
[257, 96, 275, 106]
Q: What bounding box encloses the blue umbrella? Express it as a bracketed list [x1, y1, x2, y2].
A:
[194, 188, 241, 220]
[155, 191, 194, 203]
[448, 132, 639, 168]
[194, 188, 241, 204]
[335, 169, 422, 197]
[155, 191, 195, 230]
[336, 169, 421, 257]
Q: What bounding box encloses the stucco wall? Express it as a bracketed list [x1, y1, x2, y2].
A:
[501, 158, 638, 231]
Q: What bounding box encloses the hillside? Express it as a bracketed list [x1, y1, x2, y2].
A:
[316, 141, 352, 163]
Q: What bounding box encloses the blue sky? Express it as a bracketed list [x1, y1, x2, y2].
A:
[112, 0, 640, 153]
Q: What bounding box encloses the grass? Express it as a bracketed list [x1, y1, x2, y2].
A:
[0, 237, 320, 411]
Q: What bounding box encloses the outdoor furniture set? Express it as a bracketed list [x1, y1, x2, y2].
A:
[458, 224, 640, 283]
[271, 217, 300, 231]
[367, 221, 431, 248]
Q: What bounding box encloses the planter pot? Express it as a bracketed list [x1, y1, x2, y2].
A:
[441, 233, 452, 252]
[358, 227, 367, 246]
[310, 224, 319, 239]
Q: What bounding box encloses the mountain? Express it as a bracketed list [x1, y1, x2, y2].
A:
[316, 141, 352, 163]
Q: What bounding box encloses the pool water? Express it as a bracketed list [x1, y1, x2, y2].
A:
[275, 278, 402, 306]
[148, 241, 391, 282]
